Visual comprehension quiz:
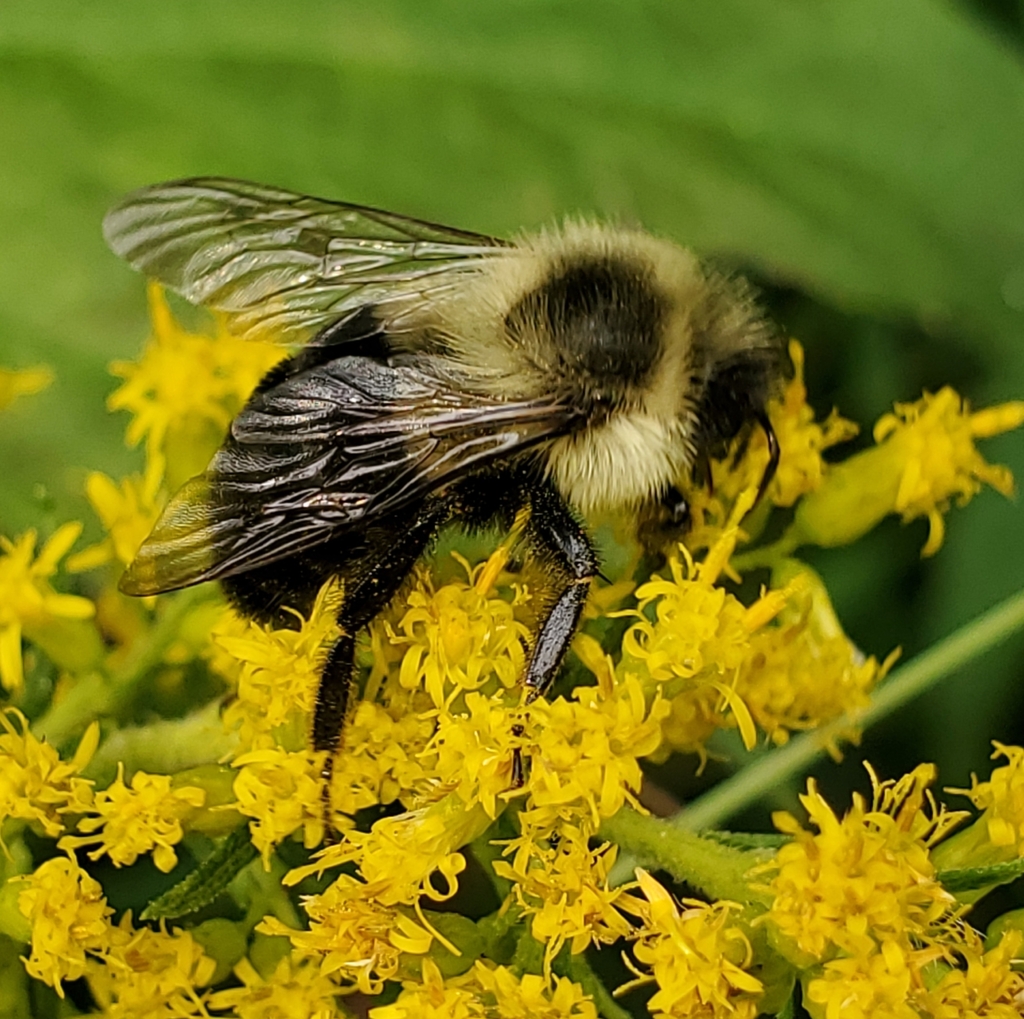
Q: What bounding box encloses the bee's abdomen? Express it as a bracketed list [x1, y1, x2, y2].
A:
[506, 257, 665, 392]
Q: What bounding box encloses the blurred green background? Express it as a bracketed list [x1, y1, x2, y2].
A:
[1, 0, 1023, 837]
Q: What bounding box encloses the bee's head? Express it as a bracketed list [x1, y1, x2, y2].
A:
[687, 273, 785, 499]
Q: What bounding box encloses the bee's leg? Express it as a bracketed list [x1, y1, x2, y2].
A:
[314, 498, 452, 818]
[510, 478, 598, 786]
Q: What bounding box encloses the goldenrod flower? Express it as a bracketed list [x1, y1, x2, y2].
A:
[330, 699, 434, 815]
[0, 364, 53, 410]
[87, 912, 217, 1018]
[259, 874, 433, 995]
[737, 563, 897, 745]
[764, 765, 960, 962]
[18, 856, 113, 995]
[370, 957, 599, 1019]
[915, 928, 1024, 1018]
[619, 518, 792, 756]
[218, 581, 342, 752]
[803, 940, 921, 1019]
[290, 794, 489, 906]
[622, 869, 764, 1019]
[0, 522, 94, 692]
[793, 388, 1024, 555]
[495, 826, 637, 965]
[961, 742, 1024, 857]
[206, 954, 340, 1018]
[66, 460, 165, 572]
[231, 746, 326, 864]
[59, 764, 205, 872]
[108, 282, 284, 487]
[388, 552, 531, 708]
[0, 708, 97, 839]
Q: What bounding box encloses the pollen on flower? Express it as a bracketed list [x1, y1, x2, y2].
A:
[58, 764, 205, 872]
[763, 764, 962, 962]
[258, 874, 434, 996]
[0, 708, 97, 839]
[0, 522, 94, 692]
[621, 869, 764, 1019]
[18, 856, 113, 995]
[108, 282, 284, 486]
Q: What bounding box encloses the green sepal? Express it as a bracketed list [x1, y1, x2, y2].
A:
[936, 857, 1024, 893]
[140, 825, 257, 920]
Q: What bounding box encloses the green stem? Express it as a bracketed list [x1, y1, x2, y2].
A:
[557, 951, 633, 1019]
[599, 807, 770, 904]
[32, 586, 214, 748]
[676, 586, 1024, 832]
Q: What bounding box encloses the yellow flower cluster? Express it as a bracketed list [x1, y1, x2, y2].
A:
[58, 762, 205, 872]
[5, 284, 1024, 1019]
[108, 282, 284, 488]
[371, 957, 600, 1019]
[0, 523, 95, 692]
[622, 869, 764, 1019]
[17, 854, 218, 1013]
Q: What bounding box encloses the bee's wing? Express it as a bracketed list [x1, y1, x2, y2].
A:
[121, 356, 578, 595]
[103, 177, 507, 341]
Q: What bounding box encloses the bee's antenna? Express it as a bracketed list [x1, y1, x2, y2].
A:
[755, 410, 780, 504]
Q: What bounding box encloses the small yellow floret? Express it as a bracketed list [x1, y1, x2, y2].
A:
[108, 282, 284, 486]
[67, 459, 165, 572]
[259, 874, 434, 996]
[218, 580, 342, 752]
[59, 764, 205, 872]
[622, 869, 763, 1019]
[206, 954, 340, 1019]
[370, 957, 599, 1019]
[0, 708, 97, 839]
[87, 912, 217, 1017]
[764, 765, 960, 962]
[18, 856, 112, 995]
[963, 742, 1024, 856]
[0, 523, 94, 691]
[232, 746, 326, 864]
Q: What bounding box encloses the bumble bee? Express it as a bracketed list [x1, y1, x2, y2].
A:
[104, 178, 781, 782]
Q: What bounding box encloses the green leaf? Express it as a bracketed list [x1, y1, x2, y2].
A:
[140, 826, 257, 921]
[937, 857, 1024, 894]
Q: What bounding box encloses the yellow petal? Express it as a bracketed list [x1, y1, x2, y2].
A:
[713, 681, 757, 751]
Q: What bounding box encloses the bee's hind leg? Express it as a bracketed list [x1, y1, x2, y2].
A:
[509, 477, 599, 787]
[314, 497, 452, 832]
